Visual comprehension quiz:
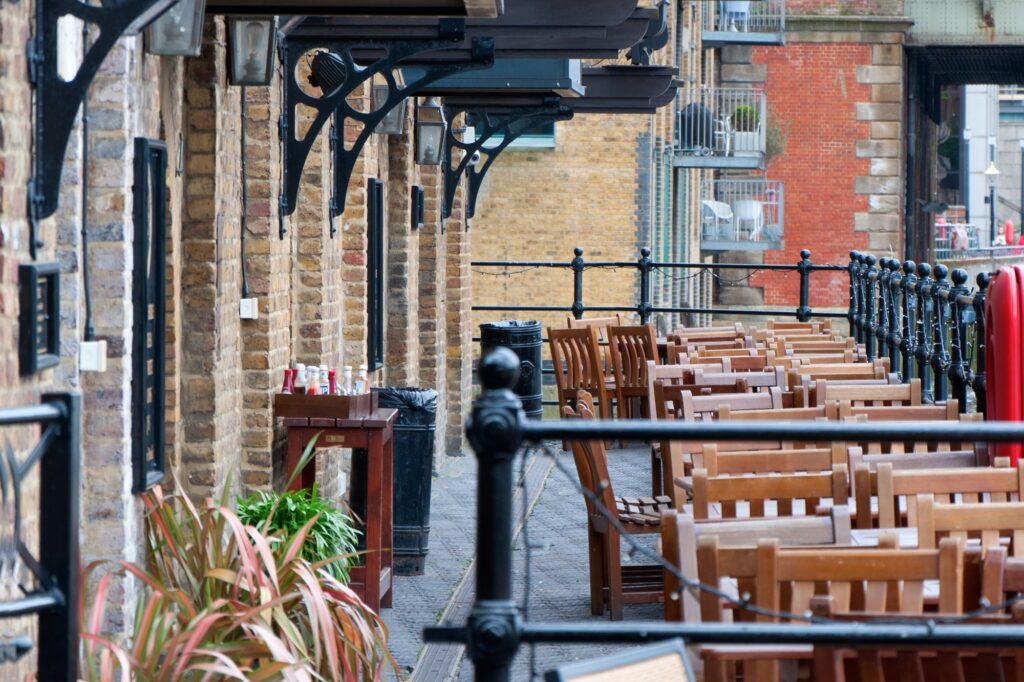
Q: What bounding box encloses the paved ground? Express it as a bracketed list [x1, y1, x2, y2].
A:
[382, 443, 662, 681]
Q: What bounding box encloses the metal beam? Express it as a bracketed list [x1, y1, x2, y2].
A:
[208, 0, 501, 17]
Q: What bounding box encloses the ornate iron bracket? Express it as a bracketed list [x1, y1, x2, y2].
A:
[29, 0, 175, 257]
[442, 103, 573, 221]
[278, 24, 494, 239]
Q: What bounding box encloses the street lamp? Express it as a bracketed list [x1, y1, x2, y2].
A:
[415, 97, 447, 165]
[985, 158, 1000, 246]
[145, 0, 207, 56]
[372, 83, 407, 135]
[227, 16, 278, 86]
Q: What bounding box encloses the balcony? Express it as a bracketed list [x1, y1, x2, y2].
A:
[700, 0, 786, 47]
[675, 87, 766, 170]
[699, 178, 784, 252]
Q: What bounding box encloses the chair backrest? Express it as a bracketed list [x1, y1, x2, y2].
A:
[691, 464, 849, 520]
[788, 361, 887, 388]
[767, 320, 831, 334]
[699, 443, 846, 477]
[691, 366, 785, 391]
[566, 315, 625, 378]
[549, 327, 607, 402]
[917, 495, 1024, 557]
[675, 322, 745, 337]
[873, 463, 1024, 529]
[718, 404, 828, 421]
[813, 378, 922, 407]
[608, 325, 659, 393]
[662, 507, 851, 622]
[562, 395, 617, 520]
[757, 536, 964, 617]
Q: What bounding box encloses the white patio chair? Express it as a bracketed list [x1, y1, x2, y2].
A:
[733, 199, 764, 241]
[701, 200, 734, 240]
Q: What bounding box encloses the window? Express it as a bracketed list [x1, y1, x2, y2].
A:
[18, 261, 60, 375]
[132, 138, 167, 493]
[480, 121, 557, 149]
[367, 178, 385, 371]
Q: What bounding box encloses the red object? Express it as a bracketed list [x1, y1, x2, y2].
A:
[281, 368, 295, 395]
[328, 369, 337, 395]
[984, 266, 1024, 464]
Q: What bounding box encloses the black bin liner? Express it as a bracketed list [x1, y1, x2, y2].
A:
[366, 386, 438, 576]
[480, 320, 543, 420]
[678, 102, 714, 155]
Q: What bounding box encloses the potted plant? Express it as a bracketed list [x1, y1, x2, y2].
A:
[731, 104, 761, 158]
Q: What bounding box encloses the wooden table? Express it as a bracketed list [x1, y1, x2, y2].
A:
[277, 403, 397, 612]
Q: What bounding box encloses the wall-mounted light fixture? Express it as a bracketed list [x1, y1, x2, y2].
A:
[415, 97, 447, 165]
[146, 0, 207, 56]
[373, 82, 407, 135]
[228, 16, 278, 86]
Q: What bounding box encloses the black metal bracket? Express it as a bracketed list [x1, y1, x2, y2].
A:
[627, 0, 670, 66]
[29, 0, 175, 257]
[278, 24, 494, 239]
[442, 103, 573, 221]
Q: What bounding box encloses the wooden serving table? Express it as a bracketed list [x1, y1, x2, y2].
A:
[274, 393, 396, 612]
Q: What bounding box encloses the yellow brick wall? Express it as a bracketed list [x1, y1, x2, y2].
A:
[470, 113, 652, 339]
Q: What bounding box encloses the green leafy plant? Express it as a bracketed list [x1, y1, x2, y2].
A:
[731, 104, 760, 132]
[80, 437, 393, 681]
[237, 484, 360, 583]
[764, 114, 790, 165]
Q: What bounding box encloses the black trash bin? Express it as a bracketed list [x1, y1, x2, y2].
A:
[480, 320, 543, 420]
[373, 387, 438, 576]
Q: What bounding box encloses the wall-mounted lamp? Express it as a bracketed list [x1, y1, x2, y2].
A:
[228, 16, 278, 86]
[373, 83, 407, 135]
[145, 0, 207, 56]
[415, 97, 447, 165]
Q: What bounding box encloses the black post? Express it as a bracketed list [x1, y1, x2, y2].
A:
[855, 253, 867, 344]
[847, 251, 859, 338]
[915, 262, 933, 402]
[571, 247, 585, 320]
[38, 392, 81, 682]
[948, 268, 971, 413]
[638, 247, 653, 325]
[466, 349, 524, 682]
[875, 257, 890, 359]
[900, 260, 917, 382]
[886, 259, 902, 376]
[864, 255, 877, 361]
[930, 264, 950, 402]
[796, 249, 813, 322]
[974, 272, 991, 417]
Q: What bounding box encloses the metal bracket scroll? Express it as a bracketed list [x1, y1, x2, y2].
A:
[278, 25, 494, 239]
[29, 0, 176, 257]
[443, 103, 574, 221]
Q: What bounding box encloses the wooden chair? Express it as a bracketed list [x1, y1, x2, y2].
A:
[761, 537, 965, 682]
[608, 325, 659, 420]
[786, 360, 888, 388]
[812, 378, 922, 407]
[691, 464, 849, 520]
[563, 396, 671, 619]
[567, 314, 625, 379]
[691, 366, 786, 392]
[549, 327, 613, 420]
[868, 462, 1024, 531]
[917, 496, 1024, 557]
[661, 507, 852, 623]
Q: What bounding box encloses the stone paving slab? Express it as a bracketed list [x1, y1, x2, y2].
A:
[383, 443, 661, 681]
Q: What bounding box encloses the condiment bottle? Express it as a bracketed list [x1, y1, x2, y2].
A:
[342, 366, 354, 396]
[294, 363, 307, 393]
[328, 369, 337, 395]
[355, 365, 369, 394]
[319, 366, 330, 395]
[281, 368, 295, 395]
[306, 366, 319, 395]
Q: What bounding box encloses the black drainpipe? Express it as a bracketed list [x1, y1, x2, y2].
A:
[82, 21, 95, 341]
[240, 86, 250, 299]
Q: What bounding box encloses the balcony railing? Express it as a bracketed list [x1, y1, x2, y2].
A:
[700, 0, 786, 47]
[675, 87, 766, 169]
[700, 177, 784, 251]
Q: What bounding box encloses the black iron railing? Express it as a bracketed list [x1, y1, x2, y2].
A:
[426, 350, 1024, 682]
[472, 247, 847, 325]
[846, 252, 989, 414]
[0, 393, 81, 679]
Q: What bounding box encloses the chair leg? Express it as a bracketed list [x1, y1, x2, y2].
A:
[587, 527, 606, 616]
[604, 528, 623, 620]
[651, 446, 662, 497]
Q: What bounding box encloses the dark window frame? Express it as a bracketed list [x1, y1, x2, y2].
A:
[131, 137, 167, 493]
[18, 261, 61, 376]
[367, 178, 385, 371]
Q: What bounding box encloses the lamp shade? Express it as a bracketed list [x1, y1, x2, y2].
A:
[228, 16, 278, 86]
[415, 98, 447, 165]
[146, 0, 207, 56]
[373, 84, 407, 135]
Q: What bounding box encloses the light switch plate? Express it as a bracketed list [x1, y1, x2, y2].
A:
[80, 339, 108, 372]
[240, 297, 259, 319]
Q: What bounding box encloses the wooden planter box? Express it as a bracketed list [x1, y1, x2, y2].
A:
[273, 391, 379, 420]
